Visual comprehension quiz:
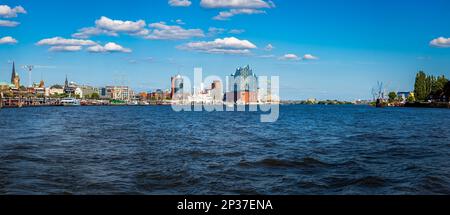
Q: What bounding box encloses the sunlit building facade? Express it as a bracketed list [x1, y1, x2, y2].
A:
[226, 65, 258, 104]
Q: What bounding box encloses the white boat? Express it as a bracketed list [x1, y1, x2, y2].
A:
[60, 98, 81, 106]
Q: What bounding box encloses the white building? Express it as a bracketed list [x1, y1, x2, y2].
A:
[102, 86, 131, 101]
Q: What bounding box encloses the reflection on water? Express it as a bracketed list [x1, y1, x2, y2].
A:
[0, 105, 449, 194]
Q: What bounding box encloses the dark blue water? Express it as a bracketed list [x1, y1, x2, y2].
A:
[0, 105, 449, 195]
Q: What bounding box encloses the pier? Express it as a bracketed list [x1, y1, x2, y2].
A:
[0, 97, 62, 108]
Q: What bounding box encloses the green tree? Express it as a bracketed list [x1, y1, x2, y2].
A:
[431, 75, 448, 97]
[414, 71, 429, 101]
[407, 94, 416, 103]
[90, 93, 100, 100]
[444, 81, 450, 101]
[388, 92, 397, 103]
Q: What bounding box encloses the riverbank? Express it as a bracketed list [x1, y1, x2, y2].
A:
[0, 97, 173, 109]
[404, 102, 450, 109]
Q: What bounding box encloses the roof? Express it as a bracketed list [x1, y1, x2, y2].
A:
[232, 65, 256, 78]
[50, 85, 64, 89]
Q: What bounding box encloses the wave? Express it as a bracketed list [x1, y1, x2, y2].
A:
[420, 176, 450, 194]
[239, 157, 333, 169]
[323, 176, 387, 188]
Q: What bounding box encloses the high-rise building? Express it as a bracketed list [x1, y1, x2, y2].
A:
[226, 65, 258, 104]
[211, 80, 223, 103]
[11, 62, 20, 89]
[171, 75, 184, 100]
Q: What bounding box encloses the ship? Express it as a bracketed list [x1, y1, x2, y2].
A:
[60, 98, 81, 106]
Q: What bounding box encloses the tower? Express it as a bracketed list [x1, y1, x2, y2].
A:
[171, 75, 183, 99]
[11, 61, 20, 89]
[65, 75, 69, 88]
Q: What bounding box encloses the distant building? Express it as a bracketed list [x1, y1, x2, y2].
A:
[79, 85, 99, 99]
[171, 75, 184, 100]
[397, 92, 413, 103]
[49, 85, 64, 95]
[11, 62, 20, 89]
[63, 75, 75, 95]
[258, 80, 276, 103]
[63, 76, 83, 98]
[225, 65, 258, 104]
[188, 89, 213, 104]
[139, 92, 148, 101]
[33, 80, 48, 97]
[211, 80, 223, 103]
[149, 89, 170, 101]
[102, 86, 130, 101]
[0, 82, 14, 91]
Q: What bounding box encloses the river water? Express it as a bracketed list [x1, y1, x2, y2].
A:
[0, 105, 449, 194]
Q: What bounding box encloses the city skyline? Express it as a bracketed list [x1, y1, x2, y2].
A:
[1, 0, 450, 100]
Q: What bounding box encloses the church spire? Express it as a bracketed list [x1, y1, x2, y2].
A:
[11, 61, 16, 83]
[11, 61, 20, 88]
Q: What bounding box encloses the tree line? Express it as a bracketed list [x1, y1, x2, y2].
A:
[414, 71, 450, 102]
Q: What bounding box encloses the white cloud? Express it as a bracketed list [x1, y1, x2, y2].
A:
[178, 37, 257, 55]
[303, 54, 319, 60]
[0, 36, 18, 44]
[73, 16, 148, 38]
[207, 28, 245, 36]
[279, 54, 300, 61]
[95, 16, 147, 34]
[213, 8, 265, 20]
[37, 37, 97, 46]
[87, 42, 132, 53]
[145, 22, 204, 40]
[430, 37, 450, 48]
[279, 53, 319, 61]
[201, 0, 275, 20]
[0, 19, 19, 27]
[169, 0, 192, 7]
[207, 27, 226, 36]
[258, 54, 276, 58]
[174, 19, 185, 25]
[74, 17, 204, 41]
[72, 27, 119, 39]
[229, 29, 245, 34]
[0, 5, 27, 18]
[49, 46, 83, 52]
[200, 0, 274, 9]
[264, 43, 274, 51]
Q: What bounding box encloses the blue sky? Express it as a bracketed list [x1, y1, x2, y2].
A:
[1, 0, 450, 100]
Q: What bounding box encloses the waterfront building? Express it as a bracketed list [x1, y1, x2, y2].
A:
[258, 80, 271, 103]
[63, 75, 75, 95]
[100, 87, 108, 99]
[49, 85, 64, 95]
[0, 82, 14, 92]
[188, 88, 213, 104]
[11, 62, 20, 89]
[103, 86, 130, 101]
[63, 76, 83, 98]
[211, 80, 224, 103]
[79, 85, 99, 99]
[225, 65, 258, 104]
[139, 92, 148, 101]
[171, 75, 184, 100]
[33, 80, 48, 97]
[152, 89, 171, 101]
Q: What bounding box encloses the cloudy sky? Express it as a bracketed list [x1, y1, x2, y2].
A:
[1, 0, 450, 100]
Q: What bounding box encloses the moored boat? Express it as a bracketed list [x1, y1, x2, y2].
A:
[60, 98, 81, 106]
